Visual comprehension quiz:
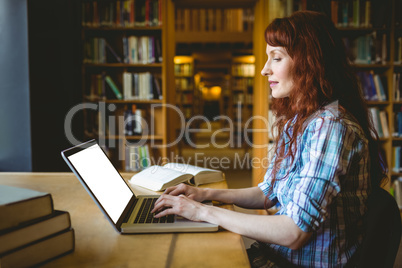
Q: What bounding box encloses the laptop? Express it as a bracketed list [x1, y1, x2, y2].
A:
[61, 139, 218, 233]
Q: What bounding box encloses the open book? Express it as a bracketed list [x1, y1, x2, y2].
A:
[129, 163, 225, 191]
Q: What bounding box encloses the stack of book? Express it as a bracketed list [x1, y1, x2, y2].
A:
[175, 7, 254, 33]
[81, 0, 163, 28]
[393, 146, 402, 173]
[356, 71, 387, 101]
[0, 185, 74, 267]
[122, 72, 162, 100]
[122, 36, 162, 64]
[369, 107, 389, 138]
[124, 104, 145, 136]
[125, 144, 151, 172]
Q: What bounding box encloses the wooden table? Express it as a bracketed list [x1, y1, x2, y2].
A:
[0, 172, 250, 268]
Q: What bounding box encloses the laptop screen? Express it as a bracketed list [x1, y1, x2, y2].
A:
[67, 144, 133, 223]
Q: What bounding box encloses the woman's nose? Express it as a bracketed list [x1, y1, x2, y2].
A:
[261, 62, 272, 76]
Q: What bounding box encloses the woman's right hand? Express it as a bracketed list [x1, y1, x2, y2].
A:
[163, 183, 207, 202]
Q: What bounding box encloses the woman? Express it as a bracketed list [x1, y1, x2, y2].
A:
[152, 11, 387, 267]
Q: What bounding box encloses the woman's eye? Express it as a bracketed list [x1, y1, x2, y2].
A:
[273, 58, 281, 61]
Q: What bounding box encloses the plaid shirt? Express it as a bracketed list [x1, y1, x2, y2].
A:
[258, 107, 370, 267]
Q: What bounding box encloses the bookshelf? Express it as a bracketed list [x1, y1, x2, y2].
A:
[393, 1, 402, 180]
[191, 51, 232, 123]
[174, 1, 255, 43]
[174, 56, 196, 121]
[174, 55, 198, 150]
[231, 56, 255, 150]
[80, 0, 175, 172]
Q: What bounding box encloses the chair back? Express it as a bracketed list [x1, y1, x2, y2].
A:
[357, 188, 401, 267]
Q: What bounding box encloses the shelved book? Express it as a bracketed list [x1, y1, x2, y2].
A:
[125, 144, 151, 172]
[129, 163, 225, 191]
[369, 107, 389, 138]
[124, 105, 145, 136]
[175, 77, 192, 90]
[0, 185, 74, 267]
[122, 72, 162, 100]
[175, 7, 254, 32]
[174, 63, 193, 76]
[232, 63, 255, 77]
[330, 0, 391, 28]
[87, 73, 123, 100]
[81, 0, 162, 27]
[84, 38, 123, 64]
[394, 37, 402, 64]
[394, 73, 402, 101]
[393, 110, 402, 137]
[356, 71, 387, 101]
[84, 35, 161, 65]
[343, 32, 388, 65]
[87, 73, 161, 101]
[393, 146, 402, 173]
[122, 36, 162, 64]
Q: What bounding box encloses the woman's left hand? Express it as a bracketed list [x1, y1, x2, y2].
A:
[151, 194, 206, 222]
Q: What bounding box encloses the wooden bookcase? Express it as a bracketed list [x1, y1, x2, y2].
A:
[231, 56, 255, 150]
[174, 1, 255, 43]
[80, 0, 175, 171]
[390, 0, 402, 183]
[174, 56, 196, 121]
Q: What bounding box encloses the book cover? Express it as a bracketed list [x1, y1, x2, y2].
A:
[133, 108, 143, 135]
[130, 0, 135, 26]
[122, 36, 129, 63]
[0, 186, 53, 231]
[105, 75, 123, 100]
[366, 72, 378, 100]
[129, 36, 138, 64]
[152, 74, 162, 100]
[124, 107, 134, 136]
[373, 74, 387, 101]
[398, 111, 402, 137]
[148, 36, 155, 63]
[379, 111, 389, 138]
[0, 228, 74, 268]
[393, 147, 399, 173]
[135, 0, 146, 26]
[123, 72, 132, 100]
[369, 107, 383, 137]
[154, 36, 162, 63]
[0, 210, 71, 255]
[341, 1, 349, 27]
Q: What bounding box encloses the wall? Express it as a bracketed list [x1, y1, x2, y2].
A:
[28, 0, 83, 171]
[0, 0, 32, 171]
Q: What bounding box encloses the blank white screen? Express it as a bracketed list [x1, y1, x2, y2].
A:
[68, 144, 133, 223]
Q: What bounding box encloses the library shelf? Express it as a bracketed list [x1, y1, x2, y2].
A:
[81, 0, 175, 172]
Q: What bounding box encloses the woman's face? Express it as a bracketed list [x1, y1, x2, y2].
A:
[261, 44, 294, 99]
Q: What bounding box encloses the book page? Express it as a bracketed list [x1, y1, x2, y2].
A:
[132, 166, 187, 183]
[130, 165, 193, 191]
[163, 163, 218, 176]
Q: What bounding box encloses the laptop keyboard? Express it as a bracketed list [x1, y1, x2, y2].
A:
[134, 198, 174, 224]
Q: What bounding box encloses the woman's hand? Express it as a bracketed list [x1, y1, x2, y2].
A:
[163, 183, 207, 202]
[151, 194, 207, 222]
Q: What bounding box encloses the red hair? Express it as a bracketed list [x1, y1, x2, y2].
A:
[265, 11, 387, 189]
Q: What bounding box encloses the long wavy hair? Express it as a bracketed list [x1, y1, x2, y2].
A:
[266, 11, 387, 190]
